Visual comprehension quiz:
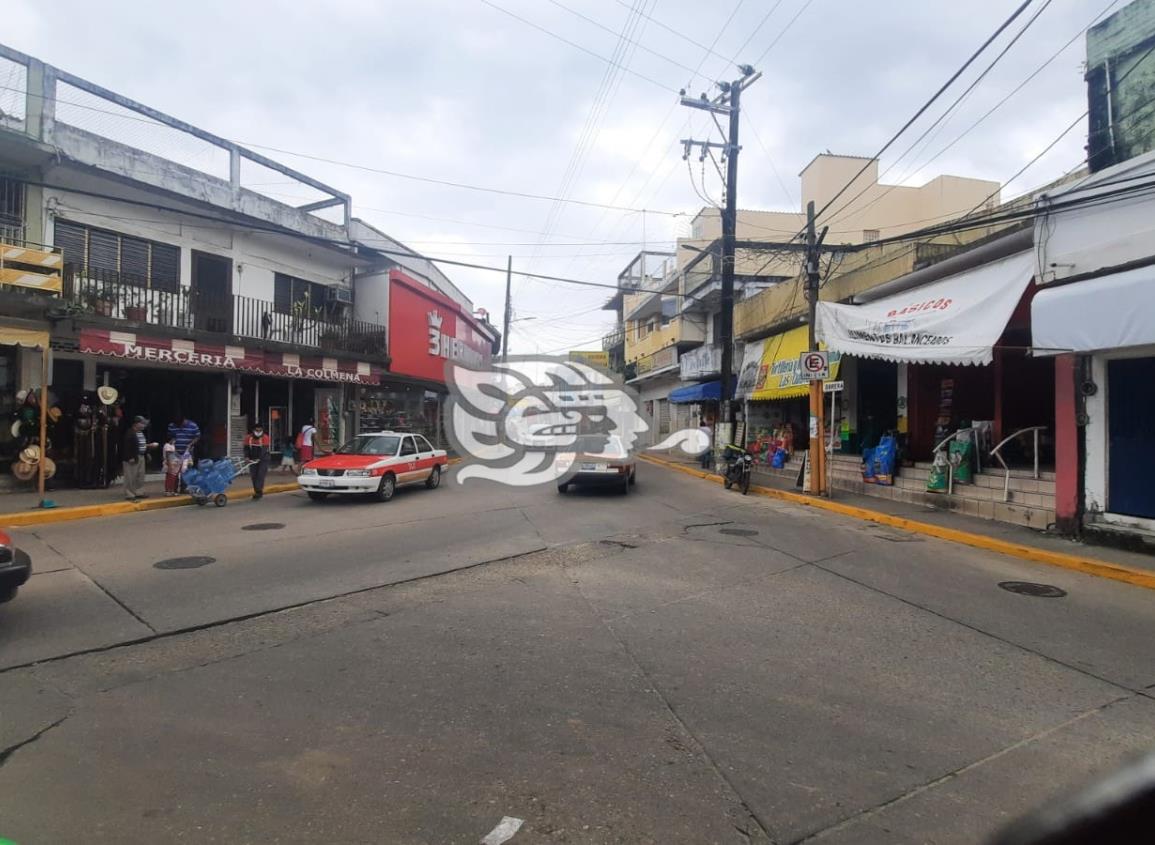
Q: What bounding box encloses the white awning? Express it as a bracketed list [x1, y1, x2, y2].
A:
[816, 252, 1034, 366]
[1032, 265, 1155, 354]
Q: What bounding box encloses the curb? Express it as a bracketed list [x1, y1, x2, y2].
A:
[1, 457, 465, 530]
[0, 481, 302, 528]
[638, 453, 1155, 592]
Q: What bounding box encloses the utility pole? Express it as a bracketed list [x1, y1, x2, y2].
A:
[806, 201, 829, 495]
[680, 65, 760, 447]
[501, 255, 512, 362]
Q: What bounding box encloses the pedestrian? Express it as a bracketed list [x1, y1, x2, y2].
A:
[162, 435, 184, 496]
[698, 417, 714, 470]
[167, 412, 201, 492]
[295, 418, 317, 467]
[244, 422, 271, 499]
[122, 415, 157, 501]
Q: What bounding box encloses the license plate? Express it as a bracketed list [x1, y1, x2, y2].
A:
[318, 478, 335, 488]
[580, 462, 597, 471]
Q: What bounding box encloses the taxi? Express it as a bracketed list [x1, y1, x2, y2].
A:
[298, 431, 448, 502]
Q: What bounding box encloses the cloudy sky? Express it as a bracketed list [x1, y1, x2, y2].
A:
[7, 0, 1110, 353]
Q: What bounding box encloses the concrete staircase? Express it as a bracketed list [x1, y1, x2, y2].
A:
[828, 454, 1056, 530]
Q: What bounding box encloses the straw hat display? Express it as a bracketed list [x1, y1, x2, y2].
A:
[19, 445, 40, 464]
[97, 386, 119, 405]
[42, 457, 57, 479]
[11, 461, 36, 481]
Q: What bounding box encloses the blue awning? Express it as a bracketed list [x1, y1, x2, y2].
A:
[669, 380, 729, 403]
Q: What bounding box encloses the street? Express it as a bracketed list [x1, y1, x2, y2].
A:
[1, 463, 1153, 844]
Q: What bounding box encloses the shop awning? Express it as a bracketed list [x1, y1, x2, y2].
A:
[669, 380, 729, 403]
[1031, 266, 1155, 353]
[0, 325, 50, 348]
[737, 325, 842, 401]
[816, 251, 1035, 366]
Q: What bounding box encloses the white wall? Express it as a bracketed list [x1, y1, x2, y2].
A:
[353, 269, 391, 326]
[1084, 345, 1155, 532]
[41, 178, 357, 304]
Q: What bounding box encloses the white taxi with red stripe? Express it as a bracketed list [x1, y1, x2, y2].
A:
[298, 432, 447, 502]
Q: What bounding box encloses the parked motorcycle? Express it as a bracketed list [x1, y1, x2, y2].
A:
[722, 444, 753, 495]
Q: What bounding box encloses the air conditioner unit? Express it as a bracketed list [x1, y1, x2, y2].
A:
[327, 286, 353, 305]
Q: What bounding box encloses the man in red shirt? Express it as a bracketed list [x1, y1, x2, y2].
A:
[244, 423, 271, 499]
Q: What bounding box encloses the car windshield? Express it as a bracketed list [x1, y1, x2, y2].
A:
[335, 435, 400, 456]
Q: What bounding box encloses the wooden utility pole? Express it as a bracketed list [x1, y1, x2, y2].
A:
[806, 201, 828, 495]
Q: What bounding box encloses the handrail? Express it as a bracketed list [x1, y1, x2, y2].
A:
[990, 425, 1046, 503]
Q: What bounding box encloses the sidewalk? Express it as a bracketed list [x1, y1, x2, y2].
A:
[0, 468, 302, 528]
[643, 451, 1155, 588]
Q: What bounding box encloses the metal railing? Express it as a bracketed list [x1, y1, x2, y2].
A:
[63, 266, 387, 358]
[990, 426, 1045, 503]
[602, 326, 625, 351]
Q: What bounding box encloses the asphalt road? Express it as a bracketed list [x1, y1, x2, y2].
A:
[1, 463, 1153, 844]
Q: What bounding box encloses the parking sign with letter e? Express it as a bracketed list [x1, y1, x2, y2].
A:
[799, 350, 829, 381]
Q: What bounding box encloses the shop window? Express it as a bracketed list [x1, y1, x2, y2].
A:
[0, 175, 25, 243]
[53, 220, 181, 291]
[274, 272, 327, 315]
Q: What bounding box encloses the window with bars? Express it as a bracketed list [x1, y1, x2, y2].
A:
[0, 176, 25, 243]
[273, 272, 328, 316]
[53, 220, 180, 292]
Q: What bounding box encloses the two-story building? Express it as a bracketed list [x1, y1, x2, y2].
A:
[0, 44, 495, 489]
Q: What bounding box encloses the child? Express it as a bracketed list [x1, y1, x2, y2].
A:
[162, 436, 184, 496]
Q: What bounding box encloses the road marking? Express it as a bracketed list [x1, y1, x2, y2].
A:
[638, 453, 1155, 592]
[481, 816, 523, 844]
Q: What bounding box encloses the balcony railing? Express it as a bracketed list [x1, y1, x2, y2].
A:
[63, 266, 387, 359]
[602, 326, 625, 351]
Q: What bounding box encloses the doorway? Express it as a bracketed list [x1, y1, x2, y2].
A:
[192, 251, 233, 333]
[1107, 356, 1155, 519]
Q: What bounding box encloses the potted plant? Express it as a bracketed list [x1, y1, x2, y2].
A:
[81, 279, 115, 317]
[124, 288, 148, 322]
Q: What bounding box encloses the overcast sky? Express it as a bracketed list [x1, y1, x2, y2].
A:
[7, 0, 1111, 354]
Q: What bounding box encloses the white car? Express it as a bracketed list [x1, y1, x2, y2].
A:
[298, 432, 448, 502]
[556, 434, 637, 495]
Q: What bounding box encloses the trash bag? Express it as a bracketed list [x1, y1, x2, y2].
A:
[873, 436, 897, 486]
[927, 450, 949, 492]
[862, 447, 876, 483]
[771, 448, 787, 469]
[949, 438, 974, 484]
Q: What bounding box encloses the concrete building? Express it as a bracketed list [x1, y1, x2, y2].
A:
[0, 44, 495, 489]
[1086, 0, 1155, 172]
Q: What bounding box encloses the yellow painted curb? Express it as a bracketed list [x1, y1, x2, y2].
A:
[638, 453, 1155, 592]
[2, 458, 463, 529]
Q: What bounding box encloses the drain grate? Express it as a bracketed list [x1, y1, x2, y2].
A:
[242, 522, 285, 531]
[719, 528, 759, 537]
[999, 581, 1067, 598]
[154, 556, 216, 570]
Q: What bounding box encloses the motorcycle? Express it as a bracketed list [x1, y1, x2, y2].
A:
[722, 444, 753, 495]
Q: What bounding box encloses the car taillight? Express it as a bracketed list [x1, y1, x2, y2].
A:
[611, 464, 629, 474]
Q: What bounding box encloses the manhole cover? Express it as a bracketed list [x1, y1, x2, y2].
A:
[242, 522, 285, 531]
[719, 528, 759, 537]
[154, 556, 216, 570]
[998, 581, 1067, 598]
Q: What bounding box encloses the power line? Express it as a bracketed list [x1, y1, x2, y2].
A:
[479, 0, 676, 92]
[0, 82, 686, 216]
[545, 0, 713, 83]
[822, 0, 1055, 229]
[751, 0, 819, 67]
[800, 0, 1035, 238]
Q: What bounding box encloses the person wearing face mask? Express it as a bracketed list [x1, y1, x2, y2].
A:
[244, 422, 271, 500]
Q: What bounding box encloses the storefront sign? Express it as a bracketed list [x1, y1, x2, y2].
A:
[570, 350, 610, 368]
[390, 270, 493, 384]
[816, 252, 1034, 366]
[739, 326, 841, 401]
[636, 344, 678, 376]
[823, 380, 844, 393]
[680, 344, 722, 379]
[77, 329, 382, 385]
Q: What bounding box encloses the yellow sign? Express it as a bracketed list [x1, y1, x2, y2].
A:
[746, 325, 842, 401]
[570, 350, 609, 368]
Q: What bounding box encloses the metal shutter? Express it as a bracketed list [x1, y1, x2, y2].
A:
[120, 237, 149, 283]
[150, 243, 180, 292]
[53, 220, 88, 266]
[88, 229, 119, 272]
